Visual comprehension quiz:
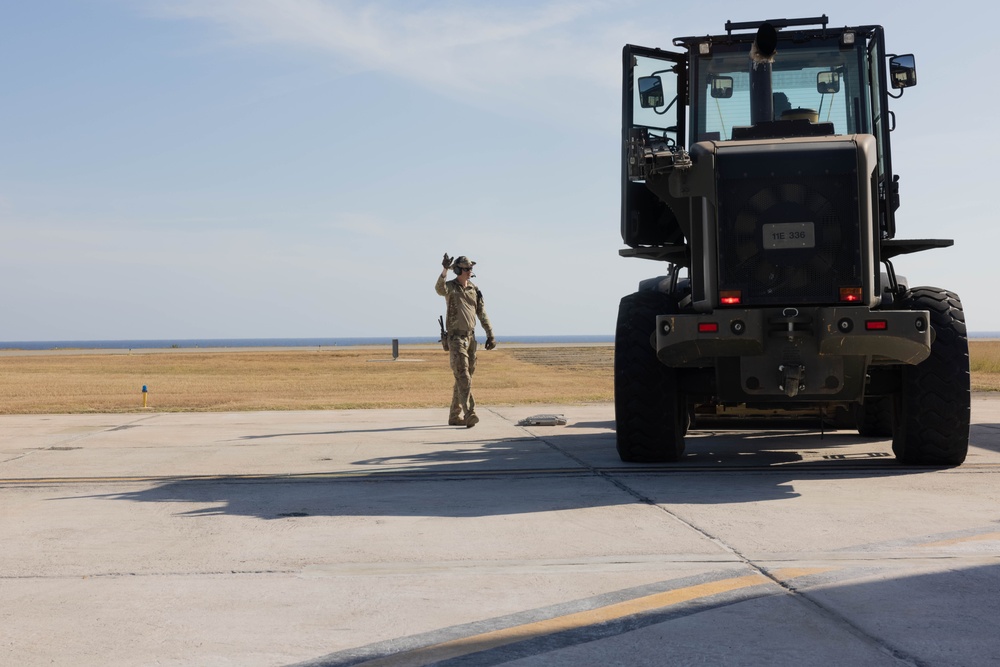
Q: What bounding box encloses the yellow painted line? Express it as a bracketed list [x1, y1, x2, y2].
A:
[354, 574, 772, 667]
[352, 567, 841, 667]
[920, 532, 1000, 548]
[770, 567, 837, 579]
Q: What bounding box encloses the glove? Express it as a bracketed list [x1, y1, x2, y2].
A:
[442, 253, 453, 269]
[485, 336, 496, 350]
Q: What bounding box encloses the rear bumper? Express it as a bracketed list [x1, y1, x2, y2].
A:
[656, 306, 930, 365]
[655, 306, 931, 401]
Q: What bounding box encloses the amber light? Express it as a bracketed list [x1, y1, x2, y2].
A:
[840, 287, 863, 303]
[698, 322, 720, 333]
[719, 290, 742, 306]
[866, 320, 888, 331]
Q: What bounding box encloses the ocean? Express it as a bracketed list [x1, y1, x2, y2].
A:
[0, 335, 615, 351]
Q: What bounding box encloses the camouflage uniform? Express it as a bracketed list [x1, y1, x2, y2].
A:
[435, 261, 494, 424]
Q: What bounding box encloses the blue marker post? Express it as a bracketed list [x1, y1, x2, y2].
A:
[142, 385, 148, 409]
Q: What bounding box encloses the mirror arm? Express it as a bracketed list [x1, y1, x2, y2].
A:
[654, 96, 679, 116]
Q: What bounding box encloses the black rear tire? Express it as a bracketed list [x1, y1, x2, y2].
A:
[614, 292, 686, 462]
[891, 287, 970, 465]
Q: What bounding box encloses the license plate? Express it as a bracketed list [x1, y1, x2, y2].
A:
[763, 222, 815, 250]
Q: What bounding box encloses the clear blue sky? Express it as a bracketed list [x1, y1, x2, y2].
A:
[2, 0, 995, 340]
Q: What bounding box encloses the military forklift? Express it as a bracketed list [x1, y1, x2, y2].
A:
[616, 16, 970, 465]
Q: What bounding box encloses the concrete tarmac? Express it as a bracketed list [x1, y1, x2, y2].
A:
[3, 397, 1000, 666]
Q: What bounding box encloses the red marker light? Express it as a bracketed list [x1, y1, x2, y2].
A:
[865, 320, 888, 331]
[698, 322, 720, 333]
[840, 287, 863, 303]
[719, 290, 742, 306]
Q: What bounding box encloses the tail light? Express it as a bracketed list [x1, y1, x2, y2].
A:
[840, 287, 863, 303]
[719, 290, 742, 306]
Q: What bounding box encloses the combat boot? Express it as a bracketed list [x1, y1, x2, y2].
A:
[465, 413, 479, 428]
[448, 417, 466, 426]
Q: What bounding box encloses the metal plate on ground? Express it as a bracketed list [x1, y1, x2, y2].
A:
[518, 414, 568, 426]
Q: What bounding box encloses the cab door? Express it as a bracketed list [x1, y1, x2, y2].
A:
[867, 32, 897, 239]
[621, 45, 687, 248]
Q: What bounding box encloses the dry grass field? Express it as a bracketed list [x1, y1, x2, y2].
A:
[970, 340, 1000, 391]
[0, 345, 615, 414]
[0, 341, 996, 414]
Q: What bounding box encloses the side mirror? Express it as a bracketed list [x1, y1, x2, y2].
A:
[817, 71, 841, 94]
[710, 76, 734, 99]
[889, 54, 917, 89]
[637, 75, 664, 108]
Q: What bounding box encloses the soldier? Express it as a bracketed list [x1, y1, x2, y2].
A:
[436, 253, 496, 427]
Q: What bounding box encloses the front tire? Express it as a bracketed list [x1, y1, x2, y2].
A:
[891, 287, 970, 465]
[614, 292, 686, 462]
